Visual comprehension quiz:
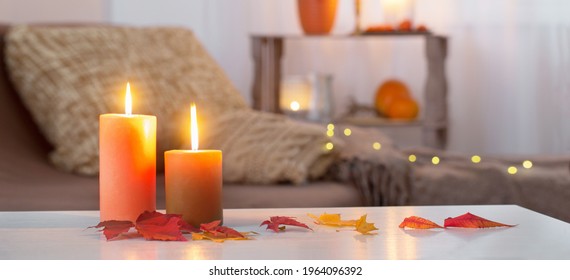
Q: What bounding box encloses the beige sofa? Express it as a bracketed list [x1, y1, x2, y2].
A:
[0, 25, 362, 211]
[3, 24, 570, 227]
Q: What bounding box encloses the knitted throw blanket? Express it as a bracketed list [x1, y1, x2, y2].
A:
[326, 126, 411, 206]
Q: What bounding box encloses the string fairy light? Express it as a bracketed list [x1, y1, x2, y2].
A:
[471, 155, 481, 163]
[327, 123, 335, 130]
[372, 142, 381, 150]
[343, 128, 352, 136]
[325, 142, 334, 150]
[523, 160, 533, 169]
[408, 154, 417, 163]
[432, 156, 440, 165]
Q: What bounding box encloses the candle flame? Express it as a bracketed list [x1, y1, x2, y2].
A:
[125, 82, 132, 115]
[190, 103, 198, 151]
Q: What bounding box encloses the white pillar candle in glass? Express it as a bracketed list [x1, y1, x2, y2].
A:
[280, 76, 312, 116]
[381, 0, 414, 27]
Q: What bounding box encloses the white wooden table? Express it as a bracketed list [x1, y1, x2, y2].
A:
[1, 205, 569, 259]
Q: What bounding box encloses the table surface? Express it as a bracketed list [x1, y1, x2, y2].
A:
[1, 205, 569, 260]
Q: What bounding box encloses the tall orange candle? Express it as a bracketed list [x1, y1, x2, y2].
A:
[99, 82, 156, 222]
[165, 103, 222, 227]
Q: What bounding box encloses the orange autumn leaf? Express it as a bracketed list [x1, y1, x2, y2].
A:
[399, 216, 443, 229]
[308, 213, 357, 227]
[89, 220, 134, 240]
[191, 231, 256, 243]
[260, 216, 312, 232]
[194, 220, 255, 242]
[444, 212, 515, 228]
[355, 214, 378, 235]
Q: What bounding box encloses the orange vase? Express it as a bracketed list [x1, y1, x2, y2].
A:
[297, 0, 339, 34]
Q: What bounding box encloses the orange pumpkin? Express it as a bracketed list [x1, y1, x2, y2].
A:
[385, 96, 419, 120]
[374, 79, 410, 114]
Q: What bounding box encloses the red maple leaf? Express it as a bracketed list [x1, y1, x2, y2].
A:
[200, 220, 244, 238]
[134, 211, 187, 241]
[89, 220, 134, 240]
[178, 219, 200, 234]
[91, 212, 254, 242]
[444, 212, 515, 228]
[260, 216, 312, 232]
[399, 216, 443, 229]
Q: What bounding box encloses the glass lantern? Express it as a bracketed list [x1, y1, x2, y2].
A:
[280, 74, 334, 123]
[381, 0, 415, 29]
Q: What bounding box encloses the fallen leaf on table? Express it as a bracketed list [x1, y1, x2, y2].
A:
[192, 231, 255, 243]
[201, 220, 244, 238]
[136, 210, 199, 233]
[308, 213, 357, 227]
[193, 220, 253, 242]
[399, 216, 443, 229]
[91, 211, 208, 241]
[178, 219, 200, 234]
[355, 214, 378, 235]
[260, 216, 312, 232]
[135, 211, 187, 241]
[89, 220, 134, 240]
[444, 212, 515, 228]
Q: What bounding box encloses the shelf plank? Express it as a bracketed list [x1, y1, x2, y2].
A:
[251, 32, 436, 39]
[339, 116, 423, 127]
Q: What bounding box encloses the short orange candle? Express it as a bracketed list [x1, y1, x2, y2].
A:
[99, 83, 156, 222]
[165, 103, 222, 227]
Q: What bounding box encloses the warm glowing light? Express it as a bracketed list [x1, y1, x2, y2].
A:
[523, 160, 533, 169]
[290, 101, 300, 111]
[325, 142, 334, 150]
[471, 155, 481, 163]
[190, 103, 199, 151]
[326, 130, 334, 137]
[432, 156, 440, 165]
[507, 166, 517, 175]
[327, 123, 335, 130]
[344, 128, 352, 136]
[125, 82, 132, 115]
[408, 154, 416, 162]
[373, 142, 381, 150]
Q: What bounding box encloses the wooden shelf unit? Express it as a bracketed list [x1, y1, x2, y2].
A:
[250, 33, 448, 149]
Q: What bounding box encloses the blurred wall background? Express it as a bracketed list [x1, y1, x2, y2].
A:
[2, 0, 569, 156]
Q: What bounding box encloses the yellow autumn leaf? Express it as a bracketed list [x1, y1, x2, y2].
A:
[308, 213, 357, 227]
[191, 232, 256, 243]
[355, 214, 378, 235]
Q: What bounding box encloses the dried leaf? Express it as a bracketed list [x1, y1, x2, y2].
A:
[134, 211, 187, 241]
[444, 212, 515, 228]
[191, 231, 254, 243]
[193, 221, 253, 242]
[200, 220, 245, 239]
[135, 211, 183, 224]
[355, 214, 378, 234]
[89, 220, 134, 240]
[178, 219, 200, 234]
[399, 216, 443, 229]
[308, 213, 357, 227]
[260, 216, 312, 232]
[200, 220, 222, 232]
